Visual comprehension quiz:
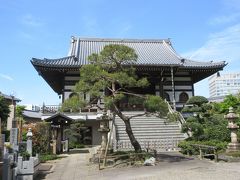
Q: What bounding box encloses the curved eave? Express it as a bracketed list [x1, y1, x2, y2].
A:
[31, 56, 227, 92]
[44, 112, 74, 122]
[31, 57, 81, 71]
[181, 61, 227, 70]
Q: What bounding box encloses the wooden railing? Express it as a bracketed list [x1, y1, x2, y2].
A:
[191, 144, 218, 162]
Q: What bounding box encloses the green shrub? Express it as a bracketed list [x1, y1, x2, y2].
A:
[186, 96, 208, 106]
[178, 140, 228, 155]
[2, 130, 10, 141]
[75, 144, 85, 148]
[20, 151, 30, 160]
[144, 95, 168, 117]
[167, 112, 180, 122]
[188, 106, 202, 112]
[69, 142, 85, 149]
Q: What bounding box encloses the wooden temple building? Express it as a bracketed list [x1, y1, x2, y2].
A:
[31, 37, 226, 151]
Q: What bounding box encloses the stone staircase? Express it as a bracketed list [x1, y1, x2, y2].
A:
[113, 112, 186, 151]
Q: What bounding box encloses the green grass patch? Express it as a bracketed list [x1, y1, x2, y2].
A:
[39, 154, 63, 163]
[225, 151, 240, 157]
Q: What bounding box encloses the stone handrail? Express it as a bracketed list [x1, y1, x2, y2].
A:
[164, 99, 186, 124]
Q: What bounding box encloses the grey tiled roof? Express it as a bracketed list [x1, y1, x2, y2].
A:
[31, 37, 226, 69]
[0, 92, 21, 102]
[23, 110, 42, 119]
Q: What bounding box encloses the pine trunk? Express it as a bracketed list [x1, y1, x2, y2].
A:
[123, 119, 142, 152]
[112, 83, 142, 152]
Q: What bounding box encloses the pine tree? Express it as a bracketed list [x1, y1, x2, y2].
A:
[64, 44, 168, 152]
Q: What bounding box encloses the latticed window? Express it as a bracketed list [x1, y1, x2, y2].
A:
[179, 92, 189, 103]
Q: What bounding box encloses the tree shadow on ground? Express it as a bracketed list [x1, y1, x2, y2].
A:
[35, 164, 53, 180]
[156, 152, 194, 163]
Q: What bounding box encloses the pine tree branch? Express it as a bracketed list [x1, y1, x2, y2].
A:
[128, 112, 147, 120]
[117, 91, 146, 99]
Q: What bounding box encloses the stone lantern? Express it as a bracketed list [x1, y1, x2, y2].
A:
[224, 107, 240, 152]
[97, 110, 111, 155]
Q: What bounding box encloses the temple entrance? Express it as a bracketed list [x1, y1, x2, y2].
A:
[45, 113, 73, 154]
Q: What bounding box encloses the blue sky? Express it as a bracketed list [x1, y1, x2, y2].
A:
[0, 0, 240, 105]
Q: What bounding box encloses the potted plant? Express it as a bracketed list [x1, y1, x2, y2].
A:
[5, 143, 13, 153]
[20, 151, 30, 161]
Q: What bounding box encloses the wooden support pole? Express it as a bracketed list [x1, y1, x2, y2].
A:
[214, 149, 218, 162]
[199, 147, 203, 160]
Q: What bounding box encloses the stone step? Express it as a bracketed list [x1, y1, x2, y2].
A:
[115, 122, 168, 125]
[117, 131, 181, 135]
[117, 137, 185, 141]
[116, 123, 179, 129]
[118, 131, 182, 137]
[115, 116, 166, 119]
[115, 118, 167, 121]
[116, 127, 181, 131]
[114, 113, 186, 149]
[115, 121, 168, 124]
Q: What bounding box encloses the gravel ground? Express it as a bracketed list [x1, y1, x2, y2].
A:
[37, 149, 240, 180]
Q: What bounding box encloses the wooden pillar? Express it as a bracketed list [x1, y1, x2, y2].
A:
[52, 128, 57, 155]
[57, 127, 62, 154]
[171, 67, 176, 111]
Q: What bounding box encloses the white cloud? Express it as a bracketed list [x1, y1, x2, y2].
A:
[208, 13, 240, 25]
[20, 14, 44, 27]
[0, 74, 13, 81]
[182, 23, 240, 98]
[182, 24, 240, 64]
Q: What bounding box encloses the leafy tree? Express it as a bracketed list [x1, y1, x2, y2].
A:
[0, 96, 10, 159]
[23, 122, 51, 155]
[0, 96, 10, 123]
[182, 95, 232, 142]
[16, 105, 25, 118]
[218, 94, 240, 113]
[64, 44, 168, 152]
[16, 105, 26, 141]
[61, 95, 86, 112]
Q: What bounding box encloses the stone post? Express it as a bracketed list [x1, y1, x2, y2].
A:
[97, 111, 110, 156]
[10, 128, 18, 151]
[52, 140, 57, 155]
[224, 107, 240, 152]
[26, 128, 33, 156]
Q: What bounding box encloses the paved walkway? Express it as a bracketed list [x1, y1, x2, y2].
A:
[37, 149, 240, 180]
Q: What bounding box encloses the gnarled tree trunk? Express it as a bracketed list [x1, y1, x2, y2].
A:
[123, 119, 141, 152]
[113, 104, 142, 152]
